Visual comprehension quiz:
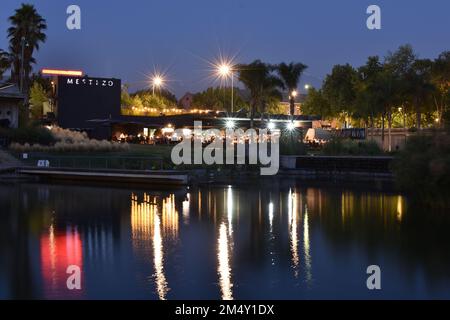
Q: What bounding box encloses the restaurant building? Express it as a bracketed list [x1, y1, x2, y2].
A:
[46, 69, 319, 141]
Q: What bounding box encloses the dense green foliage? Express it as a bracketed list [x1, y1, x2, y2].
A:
[121, 87, 178, 114]
[192, 87, 248, 111]
[277, 62, 308, 115]
[29, 82, 48, 119]
[392, 133, 450, 204]
[321, 138, 383, 156]
[303, 45, 449, 131]
[279, 131, 307, 155]
[237, 60, 284, 126]
[0, 125, 55, 145]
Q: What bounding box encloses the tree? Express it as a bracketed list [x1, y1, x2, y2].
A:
[237, 60, 283, 127]
[356, 56, 384, 133]
[431, 51, 450, 126]
[122, 88, 178, 114]
[121, 84, 134, 107]
[29, 82, 49, 120]
[8, 4, 47, 90]
[134, 88, 178, 105]
[192, 87, 248, 111]
[277, 62, 308, 115]
[302, 88, 333, 119]
[384, 45, 433, 131]
[408, 58, 434, 130]
[0, 49, 11, 80]
[322, 64, 359, 127]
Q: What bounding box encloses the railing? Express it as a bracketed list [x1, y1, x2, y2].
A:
[17, 154, 165, 171]
[295, 155, 393, 173]
[0, 137, 10, 148]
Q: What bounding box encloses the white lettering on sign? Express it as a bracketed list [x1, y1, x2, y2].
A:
[65, 78, 115, 87]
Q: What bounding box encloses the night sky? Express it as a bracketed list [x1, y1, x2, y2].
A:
[1, 0, 449, 97]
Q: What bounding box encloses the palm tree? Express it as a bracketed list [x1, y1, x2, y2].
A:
[8, 4, 47, 91]
[277, 62, 308, 115]
[0, 49, 11, 80]
[237, 60, 283, 127]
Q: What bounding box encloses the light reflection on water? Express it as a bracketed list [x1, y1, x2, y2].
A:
[217, 223, 233, 300]
[0, 182, 449, 299]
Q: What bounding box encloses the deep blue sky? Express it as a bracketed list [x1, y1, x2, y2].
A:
[1, 0, 449, 98]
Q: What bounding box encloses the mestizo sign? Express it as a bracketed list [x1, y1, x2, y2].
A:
[66, 77, 115, 87]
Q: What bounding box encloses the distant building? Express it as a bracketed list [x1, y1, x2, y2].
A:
[0, 83, 25, 128]
[279, 93, 307, 115]
[179, 92, 194, 110]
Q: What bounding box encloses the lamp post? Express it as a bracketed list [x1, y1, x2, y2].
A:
[289, 90, 298, 117]
[20, 36, 29, 93]
[152, 75, 163, 95]
[217, 63, 234, 113]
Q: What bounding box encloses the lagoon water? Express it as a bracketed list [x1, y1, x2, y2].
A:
[0, 180, 449, 299]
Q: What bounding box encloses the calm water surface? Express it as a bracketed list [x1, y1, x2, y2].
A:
[0, 180, 449, 299]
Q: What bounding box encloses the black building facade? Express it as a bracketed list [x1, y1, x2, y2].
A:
[56, 76, 121, 138]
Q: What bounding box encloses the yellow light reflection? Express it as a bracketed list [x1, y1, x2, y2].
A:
[396, 196, 403, 222]
[162, 194, 179, 239]
[131, 193, 156, 241]
[130, 193, 179, 300]
[217, 223, 233, 300]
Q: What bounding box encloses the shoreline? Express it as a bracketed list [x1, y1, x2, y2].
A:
[0, 165, 395, 186]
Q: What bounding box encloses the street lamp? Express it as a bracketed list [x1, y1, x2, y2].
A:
[287, 121, 296, 131]
[225, 119, 235, 129]
[216, 62, 235, 113]
[304, 84, 311, 90]
[20, 36, 29, 93]
[152, 75, 164, 95]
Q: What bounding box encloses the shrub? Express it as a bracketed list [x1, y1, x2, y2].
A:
[392, 133, 450, 205]
[279, 131, 307, 156]
[322, 138, 383, 156]
[8, 126, 129, 153]
[0, 126, 55, 146]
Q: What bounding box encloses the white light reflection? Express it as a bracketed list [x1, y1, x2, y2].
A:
[268, 202, 274, 231]
[289, 190, 299, 276]
[217, 223, 233, 300]
[182, 193, 190, 225]
[268, 201, 275, 266]
[153, 214, 169, 300]
[227, 186, 233, 235]
[303, 206, 312, 284]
